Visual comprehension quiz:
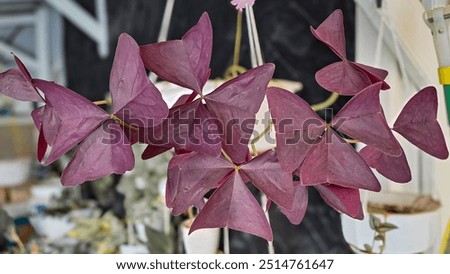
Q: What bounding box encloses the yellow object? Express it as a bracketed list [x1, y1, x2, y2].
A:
[440, 219, 450, 253]
[438, 66, 450, 85]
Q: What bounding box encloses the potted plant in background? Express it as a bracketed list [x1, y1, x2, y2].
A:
[0, 1, 448, 253]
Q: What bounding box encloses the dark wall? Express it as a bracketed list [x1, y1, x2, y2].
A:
[64, 0, 355, 253]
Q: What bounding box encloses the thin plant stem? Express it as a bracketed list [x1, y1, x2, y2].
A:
[221, 149, 234, 164]
[110, 114, 139, 131]
[187, 207, 194, 222]
[250, 121, 273, 155]
[342, 138, 360, 144]
[311, 92, 340, 112]
[93, 100, 109, 106]
[233, 11, 243, 66]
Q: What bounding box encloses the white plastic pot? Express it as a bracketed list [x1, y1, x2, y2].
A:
[341, 192, 441, 254]
[180, 219, 220, 254]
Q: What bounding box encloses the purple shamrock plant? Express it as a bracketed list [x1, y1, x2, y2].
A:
[0, 8, 448, 243]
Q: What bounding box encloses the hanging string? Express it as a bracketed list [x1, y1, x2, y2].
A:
[223, 227, 230, 254]
[150, 0, 176, 82]
[245, 6, 258, 68]
[260, 193, 275, 254]
[248, 5, 264, 66]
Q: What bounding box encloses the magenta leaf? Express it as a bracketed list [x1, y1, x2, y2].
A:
[315, 184, 363, 219]
[166, 152, 234, 215]
[189, 171, 273, 241]
[300, 130, 381, 191]
[315, 61, 372, 95]
[360, 146, 411, 183]
[31, 106, 44, 129]
[311, 9, 389, 94]
[110, 33, 168, 127]
[141, 100, 222, 159]
[140, 13, 212, 94]
[33, 79, 109, 165]
[240, 150, 294, 210]
[267, 87, 326, 172]
[61, 121, 134, 186]
[352, 62, 390, 90]
[393, 86, 449, 159]
[0, 56, 43, 102]
[332, 83, 402, 156]
[37, 126, 48, 162]
[205, 64, 275, 163]
[310, 9, 347, 59]
[280, 184, 308, 225]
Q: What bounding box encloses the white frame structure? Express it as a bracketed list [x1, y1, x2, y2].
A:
[0, 0, 109, 83]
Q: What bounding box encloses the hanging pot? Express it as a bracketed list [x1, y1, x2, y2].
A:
[341, 192, 441, 253]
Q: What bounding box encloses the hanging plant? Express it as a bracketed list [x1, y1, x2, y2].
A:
[0, 6, 448, 243]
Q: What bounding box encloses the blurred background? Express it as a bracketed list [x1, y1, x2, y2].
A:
[0, 0, 449, 254]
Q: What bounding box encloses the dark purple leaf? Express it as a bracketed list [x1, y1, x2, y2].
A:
[141, 100, 222, 159]
[393, 86, 448, 159]
[310, 9, 346, 59]
[280, 184, 308, 225]
[205, 64, 275, 164]
[315, 61, 372, 95]
[0, 66, 42, 102]
[189, 171, 273, 241]
[33, 79, 109, 165]
[300, 130, 381, 191]
[267, 87, 325, 172]
[360, 146, 411, 183]
[352, 62, 390, 90]
[312, 10, 389, 94]
[37, 126, 48, 162]
[315, 184, 363, 219]
[166, 152, 234, 215]
[140, 13, 212, 94]
[110, 33, 168, 127]
[332, 83, 402, 156]
[240, 150, 294, 210]
[61, 121, 134, 186]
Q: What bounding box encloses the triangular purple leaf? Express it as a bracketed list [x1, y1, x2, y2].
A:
[300, 130, 381, 191]
[332, 83, 402, 156]
[141, 100, 222, 159]
[110, 33, 168, 127]
[61, 121, 134, 186]
[352, 62, 390, 90]
[267, 87, 325, 172]
[280, 184, 308, 225]
[0, 67, 42, 102]
[140, 13, 212, 94]
[205, 64, 275, 164]
[315, 61, 373, 95]
[310, 9, 346, 59]
[189, 171, 273, 241]
[315, 184, 363, 219]
[166, 152, 234, 215]
[33, 79, 109, 165]
[241, 150, 294, 210]
[360, 146, 411, 183]
[393, 86, 449, 159]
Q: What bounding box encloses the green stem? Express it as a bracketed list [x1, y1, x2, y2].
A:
[444, 85, 450, 125]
